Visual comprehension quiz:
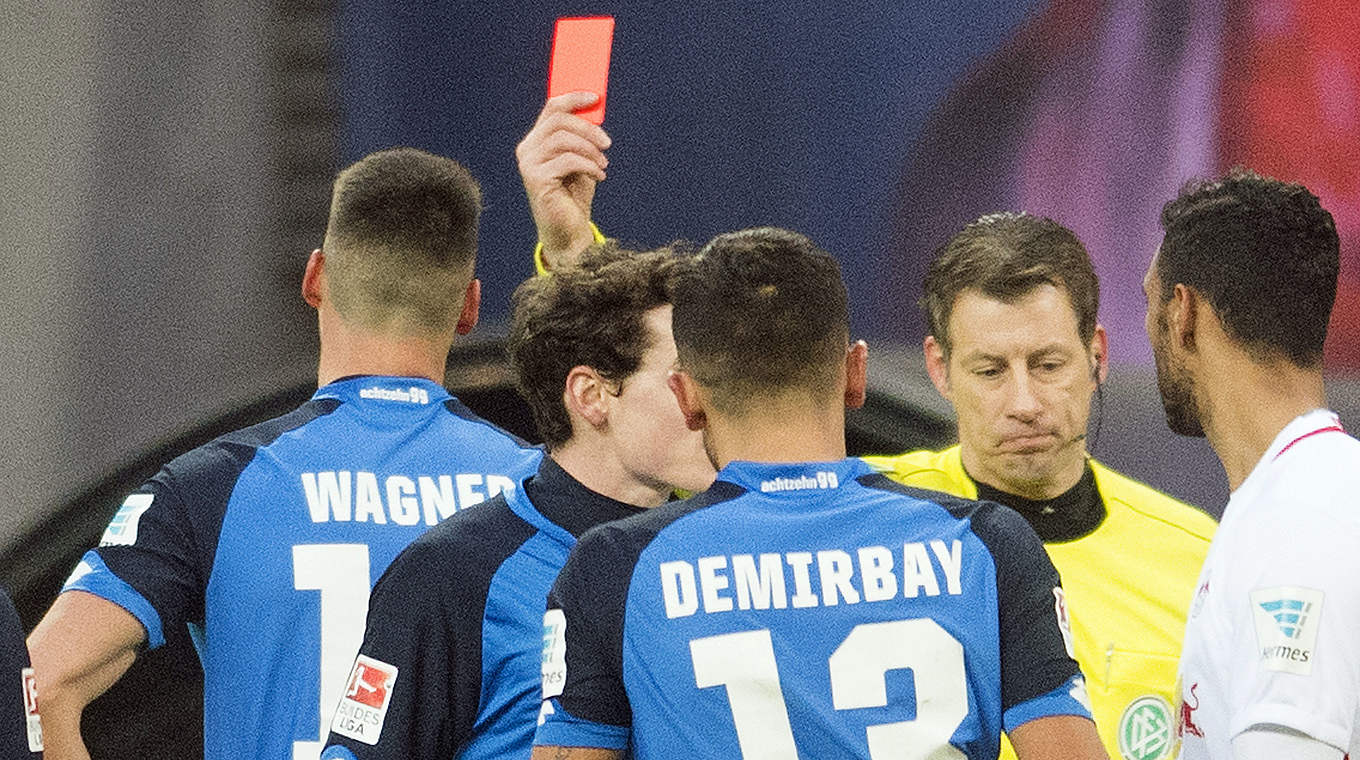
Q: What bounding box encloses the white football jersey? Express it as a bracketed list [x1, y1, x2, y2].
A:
[1176, 409, 1360, 759]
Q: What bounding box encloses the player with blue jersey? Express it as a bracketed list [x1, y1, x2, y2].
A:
[319, 244, 713, 760]
[533, 228, 1107, 760]
[27, 148, 542, 760]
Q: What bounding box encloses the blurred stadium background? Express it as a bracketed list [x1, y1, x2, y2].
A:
[3, 0, 1357, 756]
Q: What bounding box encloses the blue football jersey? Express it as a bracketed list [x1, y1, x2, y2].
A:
[63, 376, 542, 760]
[535, 458, 1090, 759]
[320, 457, 645, 760]
[1, 588, 41, 757]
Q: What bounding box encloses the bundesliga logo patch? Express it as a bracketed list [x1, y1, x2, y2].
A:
[330, 655, 398, 745]
[22, 667, 41, 752]
[1250, 586, 1324, 675]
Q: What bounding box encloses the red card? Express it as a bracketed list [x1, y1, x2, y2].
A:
[547, 16, 615, 125]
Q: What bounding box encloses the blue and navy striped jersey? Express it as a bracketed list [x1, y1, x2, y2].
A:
[320, 457, 645, 760]
[63, 376, 542, 760]
[534, 457, 1090, 759]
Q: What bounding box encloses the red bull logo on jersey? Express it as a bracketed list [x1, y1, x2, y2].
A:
[659, 540, 963, 618]
[1249, 586, 1324, 675]
[331, 655, 398, 745]
[1176, 683, 1204, 739]
[300, 471, 517, 526]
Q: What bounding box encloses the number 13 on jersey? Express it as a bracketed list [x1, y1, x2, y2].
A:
[690, 618, 969, 760]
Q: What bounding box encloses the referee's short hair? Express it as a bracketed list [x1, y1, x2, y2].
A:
[672, 227, 849, 414]
[1157, 167, 1339, 368]
[921, 212, 1098, 358]
[508, 243, 680, 449]
[322, 147, 482, 336]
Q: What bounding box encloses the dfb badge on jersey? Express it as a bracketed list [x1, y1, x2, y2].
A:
[330, 655, 398, 745]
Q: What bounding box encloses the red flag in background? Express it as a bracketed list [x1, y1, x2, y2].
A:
[1218, 0, 1360, 367]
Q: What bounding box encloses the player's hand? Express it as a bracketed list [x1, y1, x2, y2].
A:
[516, 92, 612, 270]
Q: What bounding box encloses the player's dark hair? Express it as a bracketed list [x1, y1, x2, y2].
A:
[921, 212, 1098, 356]
[508, 243, 680, 449]
[323, 147, 482, 335]
[1157, 167, 1338, 367]
[671, 227, 848, 414]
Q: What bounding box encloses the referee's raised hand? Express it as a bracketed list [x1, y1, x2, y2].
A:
[516, 92, 611, 271]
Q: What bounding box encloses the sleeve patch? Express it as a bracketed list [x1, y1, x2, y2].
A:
[22, 667, 42, 752]
[541, 608, 567, 699]
[329, 655, 399, 746]
[100, 493, 155, 547]
[1250, 586, 1324, 675]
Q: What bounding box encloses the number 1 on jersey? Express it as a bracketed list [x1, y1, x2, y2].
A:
[292, 544, 371, 760]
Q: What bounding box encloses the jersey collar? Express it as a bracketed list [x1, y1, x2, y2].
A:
[717, 458, 873, 496]
[311, 375, 453, 408]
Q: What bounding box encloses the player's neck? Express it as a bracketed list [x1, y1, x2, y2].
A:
[549, 442, 672, 508]
[1200, 350, 1326, 491]
[315, 316, 451, 387]
[704, 398, 848, 469]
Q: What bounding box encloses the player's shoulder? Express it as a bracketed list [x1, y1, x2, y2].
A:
[439, 397, 537, 450]
[1089, 458, 1216, 542]
[390, 493, 535, 581]
[156, 397, 343, 492]
[857, 472, 1040, 556]
[570, 481, 747, 566]
[861, 445, 974, 498]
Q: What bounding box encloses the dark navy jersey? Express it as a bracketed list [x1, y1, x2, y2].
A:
[320, 457, 644, 760]
[534, 458, 1091, 759]
[61, 376, 542, 760]
[1, 589, 41, 757]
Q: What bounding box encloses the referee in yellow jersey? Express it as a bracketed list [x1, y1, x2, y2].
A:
[516, 93, 1213, 760]
[861, 212, 1214, 760]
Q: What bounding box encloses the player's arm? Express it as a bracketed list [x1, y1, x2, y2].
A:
[530, 746, 623, 760]
[1232, 725, 1344, 760]
[26, 591, 146, 760]
[972, 503, 1105, 758]
[1009, 715, 1108, 760]
[516, 92, 610, 272]
[322, 543, 459, 759]
[534, 528, 633, 754]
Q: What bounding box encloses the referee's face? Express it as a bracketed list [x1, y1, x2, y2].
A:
[930, 285, 1101, 500]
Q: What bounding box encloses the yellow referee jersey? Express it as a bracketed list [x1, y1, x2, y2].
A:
[862, 446, 1215, 760]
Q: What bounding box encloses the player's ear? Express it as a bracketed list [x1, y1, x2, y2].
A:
[844, 340, 868, 410]
[668, 370, 708, 431]
[302, 249, 325, 308]
[1170, 283, 1199, 353]
[923, 335, 951, 399]
[455, 278, 481, 336]
[564, 365, 609, 431]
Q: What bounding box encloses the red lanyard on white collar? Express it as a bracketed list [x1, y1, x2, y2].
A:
[1274, 422, 1346, 461]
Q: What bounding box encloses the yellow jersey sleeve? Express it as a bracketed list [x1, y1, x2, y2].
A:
[532, 221, 607, 275]
[863, 447, 1215, 760]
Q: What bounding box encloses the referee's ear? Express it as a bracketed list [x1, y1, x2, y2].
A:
[668, 370, 708, 431]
